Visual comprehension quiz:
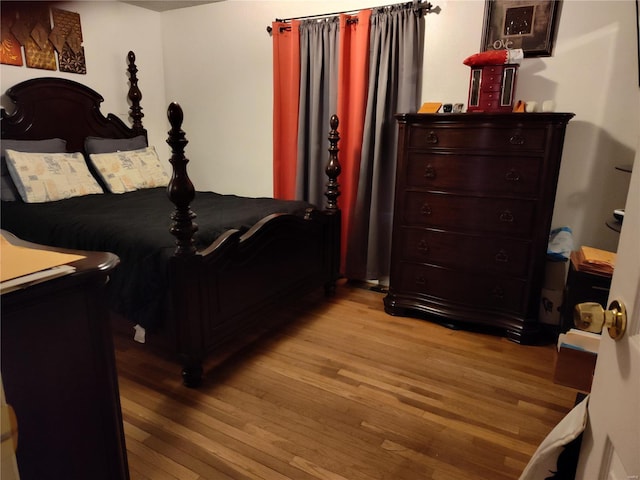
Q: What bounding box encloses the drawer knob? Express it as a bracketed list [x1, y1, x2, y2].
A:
[491, 285, 505, 299]
[505, 169, 521, 182]
[424, 164, 436, 179]
[495, 249, 509, 263]
[415, 274, 427, 285]
[425, 131, 439, 144]
[499, 210, 515, 223]
[421, 203, 432, 216]
[509, 134, 525, 145]
[417, 239, 429, 254]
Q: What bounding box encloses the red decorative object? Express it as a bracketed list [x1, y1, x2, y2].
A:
[465, 49, 522, 113]
[463, 48, 523, 67]
[467, 64, 519, 113]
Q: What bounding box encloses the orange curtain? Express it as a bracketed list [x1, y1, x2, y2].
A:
[272, 20, 300, 200]
[336, 10, 371, 272]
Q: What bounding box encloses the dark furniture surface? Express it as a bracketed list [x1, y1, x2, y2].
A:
[0, 231, 127, 480]
[1, 51, 341, 387]
[466, 64, 518, 113]
[384, 112, 574, 343]
[561, 252, 612, 333]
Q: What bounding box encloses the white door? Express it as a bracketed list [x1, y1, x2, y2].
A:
[575, 132, 640, 478]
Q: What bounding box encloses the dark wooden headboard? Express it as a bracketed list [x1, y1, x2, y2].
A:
[0, 50, 200, 257]
[1, 51, 146, 153]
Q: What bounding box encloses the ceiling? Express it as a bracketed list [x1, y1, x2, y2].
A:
[121, 1, 223, 12]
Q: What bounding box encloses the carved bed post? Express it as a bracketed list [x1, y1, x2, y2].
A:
[126, 51, 145, 136]
[324, 114, 342, 295]
[166, 102, 198, 257]
[325, 114, 341, 211]
[166, 102, 203, 387]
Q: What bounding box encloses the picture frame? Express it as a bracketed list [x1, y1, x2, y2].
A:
[481, 0, 561, 58]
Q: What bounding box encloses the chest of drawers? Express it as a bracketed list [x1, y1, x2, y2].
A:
[384, 113, 574, 343]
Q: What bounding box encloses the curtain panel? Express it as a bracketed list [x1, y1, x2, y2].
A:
[345, 5, 424, 283]
[296, 17, 339, 207]
[336, 10, 372, 273]
[272, 4, 424, 281]
[272, 20, 300, 200]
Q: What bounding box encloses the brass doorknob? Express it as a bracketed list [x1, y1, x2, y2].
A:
[574, 299, 627, 340]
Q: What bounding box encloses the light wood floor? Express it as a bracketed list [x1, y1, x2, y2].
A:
[114, 280, 580, 480]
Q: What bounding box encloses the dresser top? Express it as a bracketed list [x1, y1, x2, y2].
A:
[0, 229, 119, 281]
[396, 112, 575, 124]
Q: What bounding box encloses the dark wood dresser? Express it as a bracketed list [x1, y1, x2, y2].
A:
[0, 232, 128, 480]
[384, 112, 574, 343]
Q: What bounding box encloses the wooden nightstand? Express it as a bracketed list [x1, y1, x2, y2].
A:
[0, 232, 128, 480]
[561, 251, 612, 333]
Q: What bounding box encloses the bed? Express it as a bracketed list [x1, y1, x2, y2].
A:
[1, 51, 342, 387]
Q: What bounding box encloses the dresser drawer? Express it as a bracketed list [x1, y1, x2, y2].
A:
[407, 125, 547, 151]
[403, 192, 536, 237]
[481, 82, 503, 93]
[481, 65, 505, 78]
[396, 262, 527, 313]
[476, 98, 502, 112]
[405, 152, 541, 196]
[398, 227, 531, 276]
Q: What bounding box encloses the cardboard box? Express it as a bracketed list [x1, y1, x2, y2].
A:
[539, 260, 568, 325]
[544, 259, 568, 290]
[540, 287, 563, 325]
[553, 329, 600, 392]
[553, 346, 597, 392]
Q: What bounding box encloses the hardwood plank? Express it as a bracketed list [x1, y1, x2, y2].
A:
[125, 435, 200, 480]
[124, 413, 243, 480]
[115, 280, 580, 479]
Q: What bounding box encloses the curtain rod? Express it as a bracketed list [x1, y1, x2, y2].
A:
[266, 1, 433, 35]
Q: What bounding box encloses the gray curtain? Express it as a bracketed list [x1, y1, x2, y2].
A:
[345, 4, 424, 284]
[296, 17, 339, 208]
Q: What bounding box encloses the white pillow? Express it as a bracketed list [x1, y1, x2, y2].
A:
[4, 149, 104, 203]
[89, 146, 170, 194]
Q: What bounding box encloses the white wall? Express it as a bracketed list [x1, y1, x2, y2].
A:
[1, 0, 638, 255]
[160, 0, 396, 199]
[161, 0, 639, 253]
[0, 1, 171, 163]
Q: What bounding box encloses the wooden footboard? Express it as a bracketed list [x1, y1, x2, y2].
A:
[1, 50, 341, 388]
[165, 104, 341, 387]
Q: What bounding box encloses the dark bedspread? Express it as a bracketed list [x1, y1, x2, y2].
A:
[1, 188, 312, 330]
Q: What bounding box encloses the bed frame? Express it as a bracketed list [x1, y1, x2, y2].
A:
[1, 51, 342, 387]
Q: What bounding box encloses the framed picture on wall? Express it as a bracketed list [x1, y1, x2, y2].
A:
[481, 0, 561, 57]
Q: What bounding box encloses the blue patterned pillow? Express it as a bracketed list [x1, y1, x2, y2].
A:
[5, 149, 103, 203]
[89, 147, 170, 193]
[1, 138, 67, 201]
